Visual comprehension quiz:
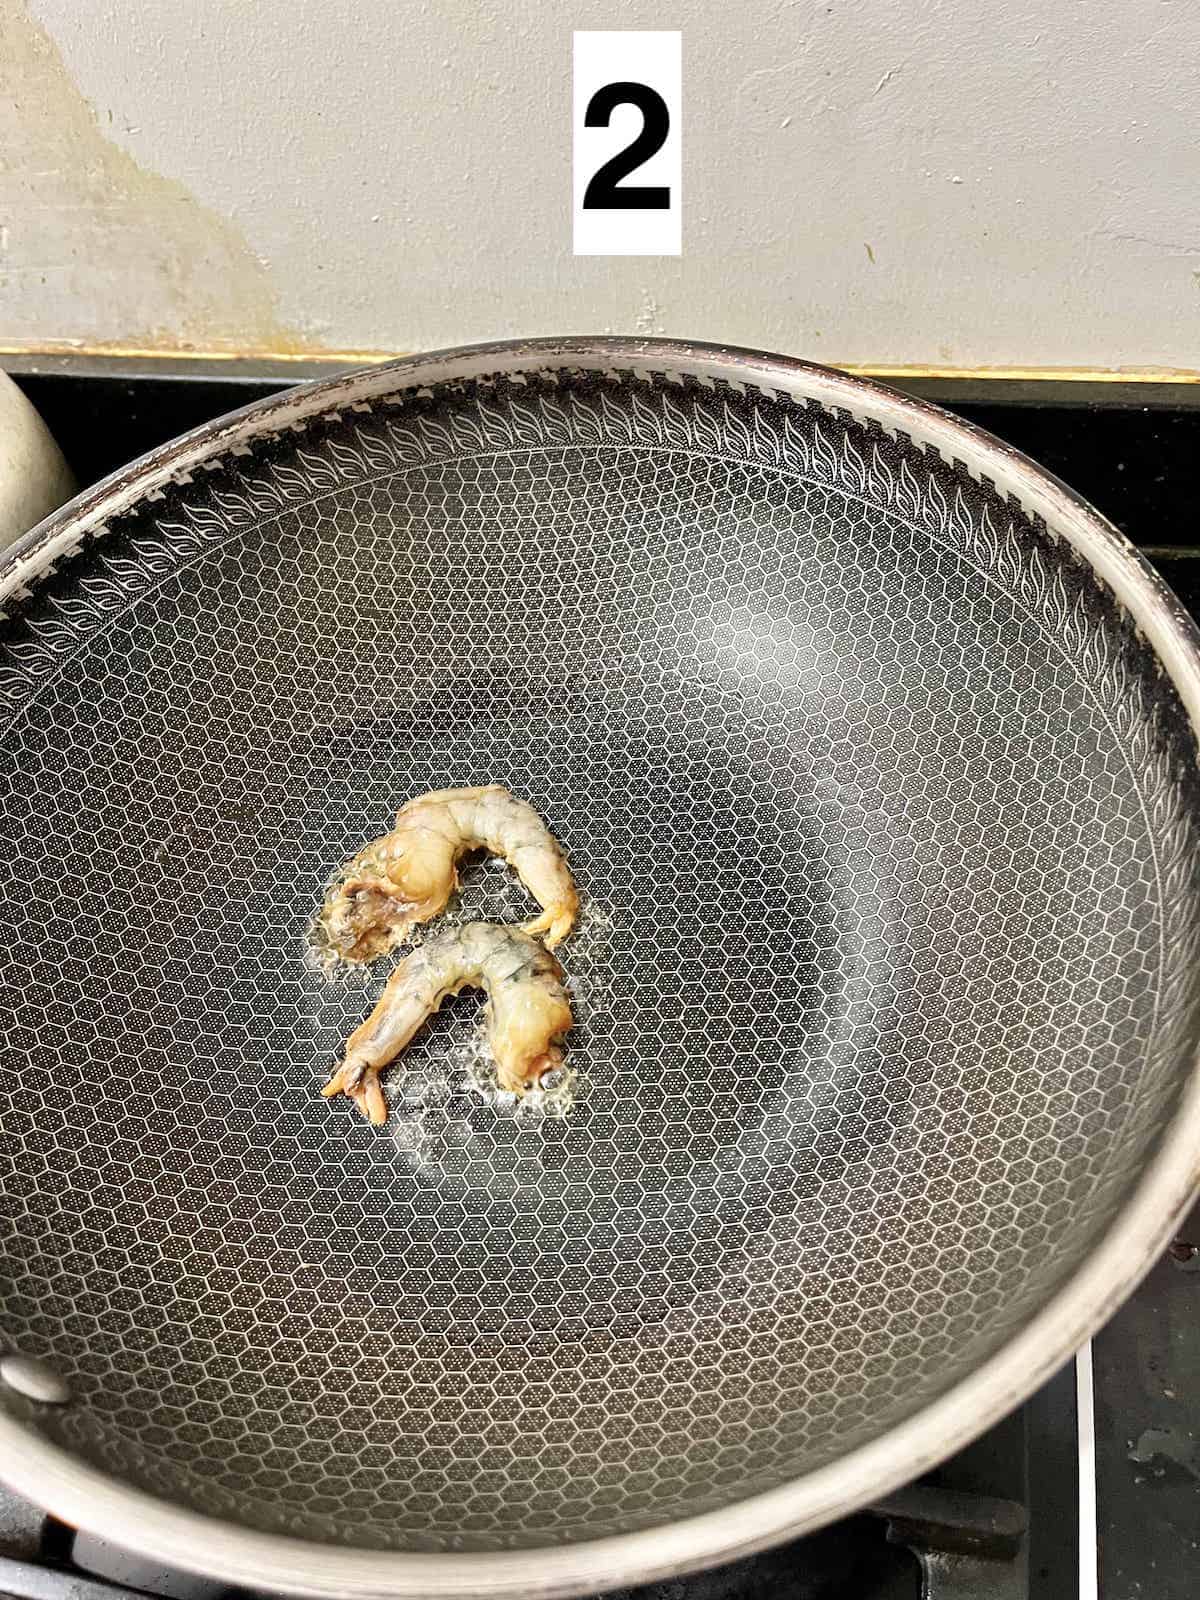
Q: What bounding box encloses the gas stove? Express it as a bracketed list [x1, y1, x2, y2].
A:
[2, 361, 1197, 1600]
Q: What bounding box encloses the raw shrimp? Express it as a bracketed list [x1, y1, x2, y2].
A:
[322, 922, 574, 1123]
[320, 785, 579, 962]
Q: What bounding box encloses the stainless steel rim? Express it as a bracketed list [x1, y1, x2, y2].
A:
[2, 336, 1199, 1598]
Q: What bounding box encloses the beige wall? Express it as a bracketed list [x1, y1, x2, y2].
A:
[1, 0, 1197, 372]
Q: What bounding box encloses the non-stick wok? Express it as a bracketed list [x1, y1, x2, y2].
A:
[1, 338, 1198, 1597]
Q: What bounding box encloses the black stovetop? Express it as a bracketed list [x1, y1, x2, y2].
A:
[3, 366, 1198, 1600]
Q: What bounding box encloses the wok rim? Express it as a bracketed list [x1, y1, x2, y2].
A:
[2, 335, 1199, 1598]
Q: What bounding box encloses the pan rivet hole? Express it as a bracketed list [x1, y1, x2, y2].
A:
[0, 1354, 72, 1406]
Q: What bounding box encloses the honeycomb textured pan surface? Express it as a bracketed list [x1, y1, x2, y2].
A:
[1, 368, 1198, 1551]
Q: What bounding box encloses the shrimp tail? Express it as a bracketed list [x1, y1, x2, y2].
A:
[353, 1077, 388, 1125]
[496, 1049, 561, 1093]
[323, 1054, 387, 1123]
[521, 904, 576, 950]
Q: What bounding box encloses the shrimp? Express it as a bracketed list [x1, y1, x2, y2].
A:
[320, 785, 578, 963]
[321, 922, 573, 1123]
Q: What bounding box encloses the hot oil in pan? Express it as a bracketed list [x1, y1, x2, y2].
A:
[303, 861, 617, 1143]
[292, 730, 896, 1272]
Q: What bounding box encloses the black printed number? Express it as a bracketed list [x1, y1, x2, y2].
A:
[582, 82, 671, 210]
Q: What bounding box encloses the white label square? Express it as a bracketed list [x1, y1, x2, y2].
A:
[573, 31, 681, 257]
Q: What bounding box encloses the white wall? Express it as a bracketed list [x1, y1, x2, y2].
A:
[1, 0, 1197, 371]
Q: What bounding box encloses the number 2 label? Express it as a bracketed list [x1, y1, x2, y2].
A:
[573, 32, 681, 256]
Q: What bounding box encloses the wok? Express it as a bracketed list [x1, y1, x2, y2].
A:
[1, 338, 1198, 1597]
